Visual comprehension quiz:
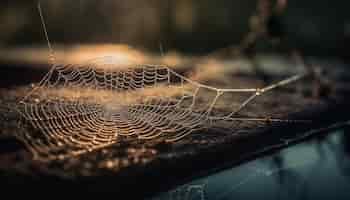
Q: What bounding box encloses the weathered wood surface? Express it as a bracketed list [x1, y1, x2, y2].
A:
[0, 54, 349, 197]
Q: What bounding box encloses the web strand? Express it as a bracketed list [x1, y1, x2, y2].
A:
[38, 1, 55, 65]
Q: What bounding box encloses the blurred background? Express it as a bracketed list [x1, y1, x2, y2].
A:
[1, 2, 350, 198]
[0, 0, 349, 57]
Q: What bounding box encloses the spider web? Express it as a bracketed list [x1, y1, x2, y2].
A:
[16, 56, 306, 161]
[13, 2, 308, 161]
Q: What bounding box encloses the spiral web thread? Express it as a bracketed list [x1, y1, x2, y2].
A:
[15, 56, 307, 161]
